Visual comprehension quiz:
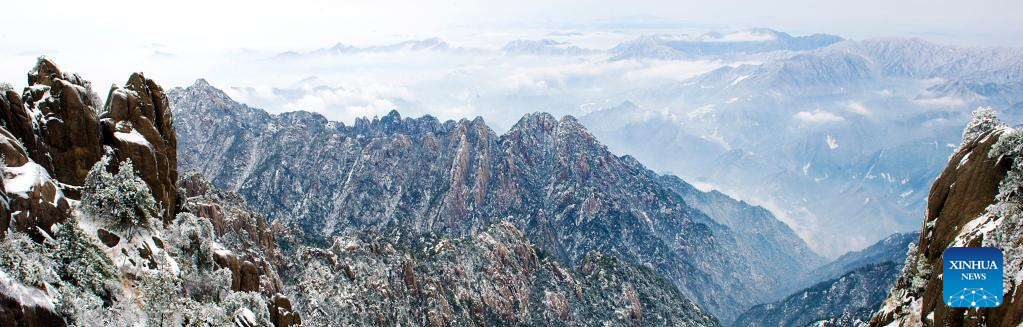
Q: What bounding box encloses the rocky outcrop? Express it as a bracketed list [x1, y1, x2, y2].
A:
[1, 57, 178, 223]
[212, 251, 261, 292]
[0, 59, 270, 326]
[0, 127, 70, 242]
[20, 58, 104, 189]
[267, 294, 301, 327]
[178, 172, 285, 294]
[0, 85, 48, 172]
[102, 73, 179, 222]
[871, 112, 1023, 326]
[285, 222, 719, 326]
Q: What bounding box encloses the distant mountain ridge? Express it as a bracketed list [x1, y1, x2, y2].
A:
[735, 262, 901, 327]
[272, 37, 454, 59]
[580, 38, 1023, 257]
[610, 28, 844, 60]
[169, 79, 822, 323]
[732, 231, 918, 327]
[801, 231, 918, 287]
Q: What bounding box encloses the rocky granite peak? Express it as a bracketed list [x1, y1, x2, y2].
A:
[170, 79, 824, 323]
[1, 60, 300, 326]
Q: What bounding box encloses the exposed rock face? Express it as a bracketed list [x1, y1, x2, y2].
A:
[0, 86, 48, 172]
[20, 58, 104, 189]
[178, 172, 285, 294]
[285, 222, 719, 326]
[0, 293, 66, 327]
[0, 127, 70, 242]
[871, 124, 1022, 326]
[169, 80, 821, 323]
[267, 294, 301, 327]
[102, 73, 179, 221]
[1, 57, 179, 223]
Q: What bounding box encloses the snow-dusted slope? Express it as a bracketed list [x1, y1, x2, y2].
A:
[283, 221, 720, 326]
[169, 79, 822, 324]
[735, 262, 901, 327]
[801, 231, 919, 289]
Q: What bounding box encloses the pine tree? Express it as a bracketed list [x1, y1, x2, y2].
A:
[80, 158, 160, 233]
[963, 106, 1005, 146]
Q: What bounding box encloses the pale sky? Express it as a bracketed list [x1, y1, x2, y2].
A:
[3, 0, 1020, 123]
[3, 0, 1021, 50]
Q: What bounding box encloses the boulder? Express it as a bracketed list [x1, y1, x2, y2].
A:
[267, 294, 301, 327]
[96, 229, 120, 247]
[0, 293, 66, 327]
[1, 129, 70, 241]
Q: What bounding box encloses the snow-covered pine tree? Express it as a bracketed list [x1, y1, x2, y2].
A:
[963, 106, 1005, 146]
[986, 121, 1023, 295]
[80, 158, 160, 233]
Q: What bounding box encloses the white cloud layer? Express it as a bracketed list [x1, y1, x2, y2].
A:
[793, 110, 845, 124]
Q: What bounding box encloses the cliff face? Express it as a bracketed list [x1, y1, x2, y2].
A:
[2, 57, 178, 223]
[284, 222, 720, 326]
[169, 80, 822, 323]
[872, 108, 1023, 326]
[0, 59, 298, 327]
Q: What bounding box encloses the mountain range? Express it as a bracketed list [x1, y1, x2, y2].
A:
[3, 28, 1019, 326]
[168, 78, 824, 323]
[0, 58, 746, 326]
[581, 37, 1023, 257]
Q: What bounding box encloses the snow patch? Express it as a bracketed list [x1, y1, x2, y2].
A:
[0, 270, 55, 310]
[826, 135, 839, 150]
[729, 74, 753, 87]
[114, 130, 151, 147]
[3, 162, 54, 200]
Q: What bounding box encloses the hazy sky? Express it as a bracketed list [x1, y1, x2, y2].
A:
[0, 0, 1019, 106]
[2, 0, 1019, 123]
[3, 0, 1021, 50]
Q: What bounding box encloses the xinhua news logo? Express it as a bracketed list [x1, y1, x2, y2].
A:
[943, 247, 1003, 308]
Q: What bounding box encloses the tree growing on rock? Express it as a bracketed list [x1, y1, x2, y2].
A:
[963, 106, 1005, 146]
[80, 158, 161, 232]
